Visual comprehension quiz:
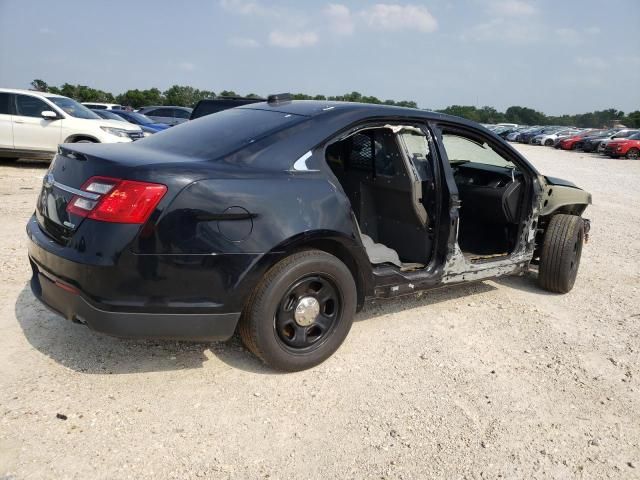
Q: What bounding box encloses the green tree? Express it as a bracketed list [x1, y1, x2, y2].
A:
[437, 105, 482, 122]
[218, 90, 238, 97]
[30, 79, 49, 92]
[163, 85, 214, 106]
[624, 111, 640, 128]
[504, 106, 546, 125]
[116, 88, 164, 108]
[52, 83, 114, 102]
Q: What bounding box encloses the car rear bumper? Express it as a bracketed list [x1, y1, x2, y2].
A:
[27, 215, 244, 341]
[30, 264, 239, 340]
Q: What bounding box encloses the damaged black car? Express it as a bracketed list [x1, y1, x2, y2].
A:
[27, 96, 592, 371]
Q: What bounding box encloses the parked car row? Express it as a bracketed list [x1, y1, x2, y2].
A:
[0, 87, 274, 161]
[484, 123, 640, 160]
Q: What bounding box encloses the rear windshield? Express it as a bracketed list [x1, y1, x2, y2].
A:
[138, 107, 306, 159]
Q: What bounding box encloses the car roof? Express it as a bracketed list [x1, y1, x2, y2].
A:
[236, 100, 479, 127]
[82, 102, 120, 106]
[198, 96, 265, 102]
[0, 87, 65, 98]
[139, 105, 192, 111]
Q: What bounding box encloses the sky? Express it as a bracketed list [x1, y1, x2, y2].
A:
[0, 0, 638, 115]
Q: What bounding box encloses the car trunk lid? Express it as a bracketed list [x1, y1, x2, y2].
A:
[35, 143, 207, 245]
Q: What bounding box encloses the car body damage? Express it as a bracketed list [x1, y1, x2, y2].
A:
[539, 177, 592, 216]
[27, 98, 592, 370]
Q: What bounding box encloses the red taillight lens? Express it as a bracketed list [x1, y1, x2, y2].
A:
[66, 177, 167, 224]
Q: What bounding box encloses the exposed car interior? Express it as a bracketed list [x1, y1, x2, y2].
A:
[325, 126, 434, 271]
[441, 131, 526, 259]
[326, 126, 528, 269]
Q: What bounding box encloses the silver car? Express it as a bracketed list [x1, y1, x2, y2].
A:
[136, 106, 192, 126]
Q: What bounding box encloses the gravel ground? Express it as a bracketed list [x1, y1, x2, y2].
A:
[0, 145, 639, 480]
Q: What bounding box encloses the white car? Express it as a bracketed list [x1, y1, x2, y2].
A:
[533, 129, 581, 146]
[81, 102, 123, 110]
[0, 88, 143, 161]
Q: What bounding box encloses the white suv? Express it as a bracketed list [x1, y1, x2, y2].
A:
[0, 88, 143, 161]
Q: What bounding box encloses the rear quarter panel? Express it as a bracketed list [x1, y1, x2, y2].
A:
[141, 174, 356, 255]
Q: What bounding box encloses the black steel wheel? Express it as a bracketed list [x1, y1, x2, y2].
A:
[239, 250, 356, 371]
[275, 275, 342, 352]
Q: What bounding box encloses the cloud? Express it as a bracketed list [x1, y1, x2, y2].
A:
[574, 56, 608, 70]
[228, 36, 261, 48]
[219, 0, 268, 16]
[178, 62, 196, 71]
[360, 4, 437, 33]
[585, 26, 601, 35]
[555, 27, 583, 46]
[464, 17, 541, 44]
[324, 4, 354, 35]
[39, 27, 54, 34]
[268, 30, 319, 48]
[488, 0, 536, 16]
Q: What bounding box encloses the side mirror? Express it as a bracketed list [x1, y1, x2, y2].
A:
[41, 110, 58, 120]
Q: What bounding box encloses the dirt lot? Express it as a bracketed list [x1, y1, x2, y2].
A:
[0, 145, 638, 479]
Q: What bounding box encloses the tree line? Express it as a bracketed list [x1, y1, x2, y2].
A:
[30, 79, 640, 128]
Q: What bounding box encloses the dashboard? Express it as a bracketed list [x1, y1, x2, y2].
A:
[452, 162, 524, 224]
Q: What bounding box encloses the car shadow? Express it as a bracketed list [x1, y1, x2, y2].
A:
[15, 280, 499, 376]
[0, 157, 49, 168]
[14, 284, 273, 375]
[494, 271, 560, 296]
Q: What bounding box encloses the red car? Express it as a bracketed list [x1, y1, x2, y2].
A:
[604, 132, 640, 159]
[558, 130, 602, 150]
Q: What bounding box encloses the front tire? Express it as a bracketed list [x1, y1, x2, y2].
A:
[544, 139, 554, 146]
[239, 250, 357, 372]
[538, 214, 584, 293]
[626, 148, 639, 160]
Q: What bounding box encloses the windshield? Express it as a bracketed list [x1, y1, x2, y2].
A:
[47, 96, 100, 119]
[615, 130, 639, 138]
[442, 133, 516, 169]
[121, 112, 154, 124]
[98, 110, 127, 121]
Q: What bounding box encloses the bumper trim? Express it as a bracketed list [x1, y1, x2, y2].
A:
[32, 272, 240, 341]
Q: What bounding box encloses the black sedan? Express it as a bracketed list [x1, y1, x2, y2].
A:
[27, 96, 592, 371]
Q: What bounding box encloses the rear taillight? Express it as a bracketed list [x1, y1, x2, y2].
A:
[66, 176, 167, 224]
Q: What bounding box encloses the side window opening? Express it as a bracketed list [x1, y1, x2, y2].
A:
[440, 129, 526, 260]
[325, 125, 435, 271]
[15, 95, 49, 118]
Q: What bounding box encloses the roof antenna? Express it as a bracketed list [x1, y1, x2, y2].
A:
[267, 93, 292, 105]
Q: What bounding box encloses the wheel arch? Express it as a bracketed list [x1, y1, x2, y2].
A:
[63, 134, 100, 143]
[539, 184, 591, 217]
[238, 231, 373, 313]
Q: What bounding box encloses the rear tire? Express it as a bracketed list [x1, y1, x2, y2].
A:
[74, 140, 95, 143]
[626, 148, 639, 160]
[239, 250, 357, 372]
[538, 214, 584, 293]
